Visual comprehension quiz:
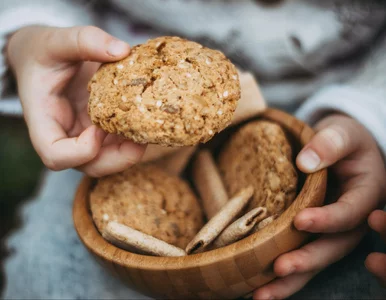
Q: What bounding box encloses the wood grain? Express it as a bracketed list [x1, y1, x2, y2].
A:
[73, 108, 327, 299]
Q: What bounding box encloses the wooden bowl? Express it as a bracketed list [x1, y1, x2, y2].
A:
[73, 108, 327, 299]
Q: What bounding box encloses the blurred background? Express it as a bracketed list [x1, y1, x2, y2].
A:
[0, 116, 43, 291]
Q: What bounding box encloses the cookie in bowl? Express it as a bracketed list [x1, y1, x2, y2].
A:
[73, 109, 327, 299]
[89, 164, 204, 250]
[88, 36, 241, 146]
[218, 120, 298, 216]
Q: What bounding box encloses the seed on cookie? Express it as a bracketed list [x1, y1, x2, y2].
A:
[88, 36, 240, 146]
[162, 104, 180, 114]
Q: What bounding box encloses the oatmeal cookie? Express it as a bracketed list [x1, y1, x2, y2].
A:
[218, 121, 298, 215]
[90, 164, 204, 248]
[88, 36, 240, 146]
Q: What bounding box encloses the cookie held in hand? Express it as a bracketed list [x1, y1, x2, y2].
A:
[88, 36, 241, 146]
[90, 164, 204, 249]
[219, 120, 298, 216]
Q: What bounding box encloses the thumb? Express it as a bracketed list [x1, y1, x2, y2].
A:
[45, 26, 130, 63]
[296, 116, 359, 173]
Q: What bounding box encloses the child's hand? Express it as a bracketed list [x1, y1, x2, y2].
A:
[366, 210, 386, 287]
[254, 114, 386, 299]
[7, 25, 146, 177]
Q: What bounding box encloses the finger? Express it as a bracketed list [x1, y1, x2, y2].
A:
[368, 210, 386, 240]
[296, 121, 358, 173]
[30, 116, 107, 170]
[102, 133, 126, 146]
[294, 182, 379, 233]
[365, 252, 386, 287]
[274, 226, 366, 277]
[78, 140, 146, 177]
[253, 271, 316, 300]
[44, 26, 130, 63]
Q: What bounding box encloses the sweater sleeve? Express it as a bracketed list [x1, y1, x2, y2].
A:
[296, 31, 386, 157]
[0, 0, 95, 116]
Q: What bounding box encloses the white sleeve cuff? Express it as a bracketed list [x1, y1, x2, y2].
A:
[0, 96, 22, 116]
[296, 85, 386, 157]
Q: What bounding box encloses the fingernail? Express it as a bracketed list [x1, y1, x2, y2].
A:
[283, 266, 296, 276]
[298, 149, 320, 172]
[297, 220, 313, 231]
[121, 141, 145, 162]
[256, 293, 274, 300]
[108, 39, 129, 57]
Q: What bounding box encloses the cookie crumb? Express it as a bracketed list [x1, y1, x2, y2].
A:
[113, 79, 118, 85]
[129, 60, 134, 65]
[208, 129, 213, 135]
[117, 64, 124, 70]
[156, 100, 163, 107]
[121, 95, 127, 102]
[178, 62, 188, 69]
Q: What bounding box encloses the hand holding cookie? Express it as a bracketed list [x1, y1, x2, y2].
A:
[6, 25, 146, 177]
[254, 114, 386, 300]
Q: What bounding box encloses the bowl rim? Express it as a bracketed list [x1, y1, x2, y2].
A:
[73, 108, 327, 271]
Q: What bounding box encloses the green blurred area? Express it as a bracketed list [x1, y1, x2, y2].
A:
[0, 116, 43, 202]
[0, 116, 44, 292]
[0, 117, 42, 206]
